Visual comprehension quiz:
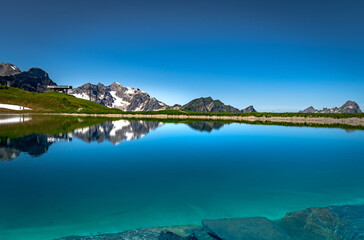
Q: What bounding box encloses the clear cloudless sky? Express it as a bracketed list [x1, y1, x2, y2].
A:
[1, 0, 364, 112]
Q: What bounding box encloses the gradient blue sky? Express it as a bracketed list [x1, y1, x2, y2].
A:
[1, 0, 364, 112]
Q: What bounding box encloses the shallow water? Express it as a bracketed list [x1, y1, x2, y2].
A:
[0, 116, 364, 240]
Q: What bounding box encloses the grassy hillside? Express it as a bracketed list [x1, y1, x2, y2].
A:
[0, 86, 122, 113]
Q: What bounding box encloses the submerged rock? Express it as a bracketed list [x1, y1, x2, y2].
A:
[202, 217, 290, 240]
[279, 205, 364, 240]
[58, 205, 364, 240]
[57, 225, 214, 240]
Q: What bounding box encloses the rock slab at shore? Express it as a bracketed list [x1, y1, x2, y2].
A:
[57, 205, 364, 240]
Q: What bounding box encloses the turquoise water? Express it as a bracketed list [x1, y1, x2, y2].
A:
[1, 119, 364, 239]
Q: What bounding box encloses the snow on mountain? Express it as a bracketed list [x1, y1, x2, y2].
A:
[70, 82, 168, 111]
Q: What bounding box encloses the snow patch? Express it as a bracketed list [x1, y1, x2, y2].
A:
[73, 93, 90, 100]
[0, 103, 31, 111]
[110, 91, 130, 110]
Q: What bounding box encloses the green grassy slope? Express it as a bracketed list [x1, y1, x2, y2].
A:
[0, 86, 122, 113]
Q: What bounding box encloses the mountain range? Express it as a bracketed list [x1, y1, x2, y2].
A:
[299, 101, 362, 113]
[1, 62, 362, 114]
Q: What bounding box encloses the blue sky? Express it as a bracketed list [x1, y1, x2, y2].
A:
[1, 0, 364, 112]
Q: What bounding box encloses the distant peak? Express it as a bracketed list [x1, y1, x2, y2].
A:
[111, 81, 122, 86]
[0, 62, 21, 76]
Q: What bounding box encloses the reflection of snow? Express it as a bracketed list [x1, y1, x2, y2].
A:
[0, 103, 31, 111]
[47, 137, 72, 143]
[0, 116, 31, 125]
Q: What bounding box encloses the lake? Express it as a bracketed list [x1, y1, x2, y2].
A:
[0, 115, 364, 240]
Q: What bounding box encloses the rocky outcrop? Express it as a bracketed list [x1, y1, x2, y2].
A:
[0, 66, 57, 92]
[0, 62, 21, 76]
[299, 101, 362, 113]
[70, 82, 168, 111]
[179, 97, 256, 113]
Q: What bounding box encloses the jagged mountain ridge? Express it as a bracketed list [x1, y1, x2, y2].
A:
[70, 82, 168, 111]
[300, 101, 362, 113]
[0, 63, 56, 92]
[178, 97, 257, 113]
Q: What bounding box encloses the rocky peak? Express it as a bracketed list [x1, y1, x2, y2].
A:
[242, 105, 257, 113]
[0, 63, 21, 76]
[299, 106, 317, 113]
[339, 100, 362, 113]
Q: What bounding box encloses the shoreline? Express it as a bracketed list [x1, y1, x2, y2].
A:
[18, 113, 364, 127]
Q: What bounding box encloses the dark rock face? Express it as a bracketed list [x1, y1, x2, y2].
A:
[299, 101, 362, 113]
[202, 217, 290, 240]
[70, 82, 168, 111]
[180, 97, 256, 113]
[279, 205, 364, 240]
[0, 62, 21, 76]
[0, 67, 57, 92]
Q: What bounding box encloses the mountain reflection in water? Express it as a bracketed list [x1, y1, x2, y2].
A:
[0, 119, 166, 161]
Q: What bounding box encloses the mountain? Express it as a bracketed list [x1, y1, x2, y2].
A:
[0, 64, 57, 92]
[70, 82, 168, 111]
[0, 63, 21, 76]
[178, 97, 257, 113]
[299, 101, 362, 113]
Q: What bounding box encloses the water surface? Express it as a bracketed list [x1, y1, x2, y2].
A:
[0, 115, 363, 240]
